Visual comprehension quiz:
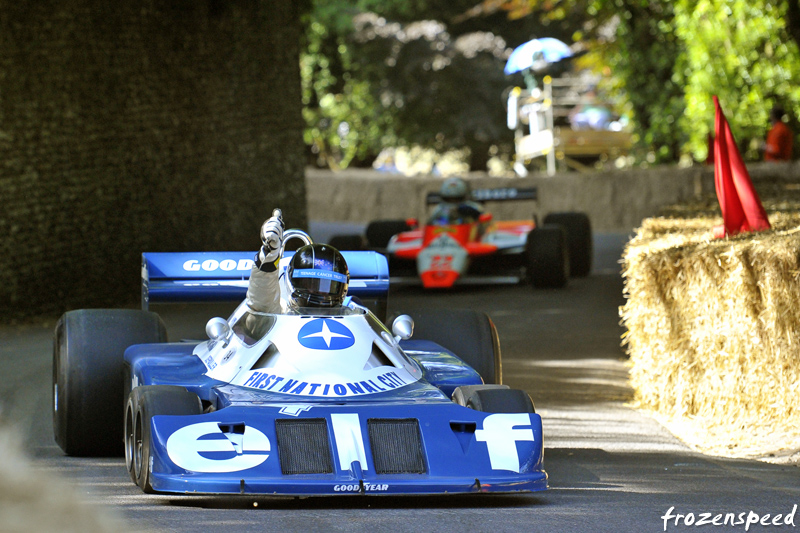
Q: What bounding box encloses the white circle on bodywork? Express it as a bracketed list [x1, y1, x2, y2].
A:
[166, 422, 271, 473]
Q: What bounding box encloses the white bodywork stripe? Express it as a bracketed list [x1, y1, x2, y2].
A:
[330, 413, 368, 471]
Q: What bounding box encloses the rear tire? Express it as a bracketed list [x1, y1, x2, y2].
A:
[365, 219, 412, 249]
[125, 385, 202, 493]
[404, 309, 502, 384]
[525, 225, 569, 289]
[544, 212, 592, 277]
[53, 309, 167, 456]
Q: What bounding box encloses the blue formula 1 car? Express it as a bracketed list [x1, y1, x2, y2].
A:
[52, 229, 547, 496]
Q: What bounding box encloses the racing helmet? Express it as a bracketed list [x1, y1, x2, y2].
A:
[286, 243, 349, 308]
[440, 177, 470, 202]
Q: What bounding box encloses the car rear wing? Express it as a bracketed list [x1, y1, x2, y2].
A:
[425, 186, 538, 205]
[141, 250, 390, 318]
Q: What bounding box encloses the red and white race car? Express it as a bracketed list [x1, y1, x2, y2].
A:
[333, 184, 592, 289]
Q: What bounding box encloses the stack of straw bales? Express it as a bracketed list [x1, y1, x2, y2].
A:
[621, 197, 800, 462]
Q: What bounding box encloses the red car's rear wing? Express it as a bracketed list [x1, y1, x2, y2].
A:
[426, 186, 537, 205]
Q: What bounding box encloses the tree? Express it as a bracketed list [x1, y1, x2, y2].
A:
[612, 0, 686, 163]
[301, 10, 395, 169]
[676, 0, 800, 160]
[303, 0, 800, 168]
[350, 14, 512, 170]
[302, 0, 622, 170]
[302, 1, 522, 170]
[458, 0, 800, 163]
[453, 0, 686, 163]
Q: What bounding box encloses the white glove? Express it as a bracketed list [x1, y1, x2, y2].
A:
[257, 209, 284, 266]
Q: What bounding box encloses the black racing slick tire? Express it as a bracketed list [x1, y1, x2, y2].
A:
[464, 388, 536, 414]
[53, 309, 167, 457]
[365, 219, 412, 249]
[328, 234, 365, 251]
[452, 384, 510, 407]
[544, 212, 592, 277]
[125, 386, 202, 493]
[405, 309, 502, 385]
[525, 224, 569, 289]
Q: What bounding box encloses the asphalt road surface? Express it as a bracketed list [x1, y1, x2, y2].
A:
[1, 233, 799, 533]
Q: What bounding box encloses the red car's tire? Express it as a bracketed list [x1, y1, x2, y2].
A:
[525, 224, 569, 289]
[328, 234, 365, 251]
[365, 220, 412, 249]
[544, 212, 592, 277]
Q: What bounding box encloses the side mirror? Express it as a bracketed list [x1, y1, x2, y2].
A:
[391, 314, 414, 341]
[405, 218, 419, 230]
[478, 212, 493, 223]
[205, 317, 231, 342]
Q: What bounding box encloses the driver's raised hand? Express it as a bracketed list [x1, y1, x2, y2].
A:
[257, 209, 284, 269]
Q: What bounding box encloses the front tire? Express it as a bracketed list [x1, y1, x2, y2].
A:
[452, 384, 510, 407]
[125, 385, 202, 493]
[461, 387, 536, 413]
[53, 309, 167, 456]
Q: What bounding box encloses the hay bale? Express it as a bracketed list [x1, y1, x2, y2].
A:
[621, 203, 800, 461]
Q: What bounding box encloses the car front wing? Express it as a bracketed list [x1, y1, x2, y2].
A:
[147, 402, 547, 496]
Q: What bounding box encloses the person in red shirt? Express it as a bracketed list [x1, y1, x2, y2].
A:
[764, 106, 793, 161]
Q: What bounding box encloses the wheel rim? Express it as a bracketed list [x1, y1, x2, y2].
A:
[124, 405, 134, 472]
[133, 411, 143, 481]
[52, 324, 65, 438]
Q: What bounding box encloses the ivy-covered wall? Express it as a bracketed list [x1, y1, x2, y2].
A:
[0, 1, 306, 320]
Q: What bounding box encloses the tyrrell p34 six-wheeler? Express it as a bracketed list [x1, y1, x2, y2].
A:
[53, 229, 547, 496]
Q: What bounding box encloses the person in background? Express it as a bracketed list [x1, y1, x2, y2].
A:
[569, 88, 613, 131]
[429, 177, 484, 225]
[764, 105, 793, 162]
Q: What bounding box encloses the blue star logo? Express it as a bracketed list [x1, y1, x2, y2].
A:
[298, 319, 355, 350]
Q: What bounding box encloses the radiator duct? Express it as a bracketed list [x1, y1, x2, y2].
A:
[276, 418, 334, 475]
[367, 419, 426, 474]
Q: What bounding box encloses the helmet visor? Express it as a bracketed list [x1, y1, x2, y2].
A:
[291, 268, 348, 306]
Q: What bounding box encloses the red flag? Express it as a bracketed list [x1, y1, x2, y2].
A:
[713, 96, 770, 237]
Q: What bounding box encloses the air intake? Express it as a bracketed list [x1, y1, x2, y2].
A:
[367, 419, 426, 474]
[275, 418, 334, 475]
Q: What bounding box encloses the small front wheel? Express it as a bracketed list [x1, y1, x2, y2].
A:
[457, 386, 536, 413]
[124, 386, 202, 493]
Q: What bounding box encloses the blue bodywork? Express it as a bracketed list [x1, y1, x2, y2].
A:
[126, 250, 546, 496]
